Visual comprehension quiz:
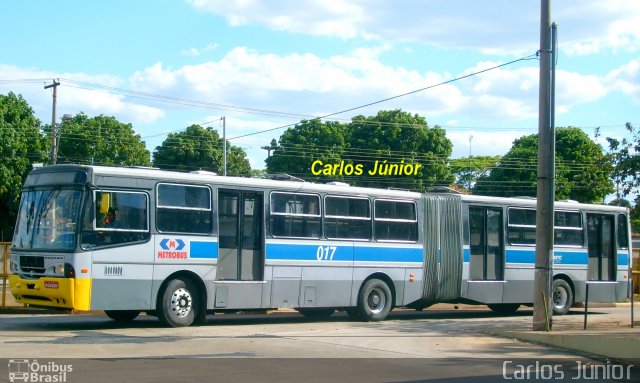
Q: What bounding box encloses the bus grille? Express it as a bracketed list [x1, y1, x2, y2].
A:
[20, 256, 45, 274]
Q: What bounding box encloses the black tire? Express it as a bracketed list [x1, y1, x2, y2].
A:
[104, 310, 140, 322]
[487, 303, 521, 314]
[157, 278, 198, 327]
[552, 278, 574, 315]
[357, 278, 393, 321]
[297, 308, 335, 320]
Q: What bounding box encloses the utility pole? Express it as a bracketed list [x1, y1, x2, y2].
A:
[222, 116, 227, 176]
[533, 0, 555, 331]
[44, 80, 60, 164]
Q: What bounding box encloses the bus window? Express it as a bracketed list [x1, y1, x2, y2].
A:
[507, 208, 536, 246]
[81, 190, 149, 248]
[324, 196, 371, 240]
[554, 211, 583, 247]
[156, 183, 212, 234]
[618, 214, 629, 249]
[270, 192, 321, 238]
[374, 199, 417, 242]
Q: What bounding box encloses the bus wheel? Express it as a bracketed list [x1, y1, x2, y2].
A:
[105, 310, 140, 322]
[552, 279, 573, 316]
[357, 278, 393, 321]
[158, 278, 198, 327]
[487, 303, 520, 314]
[297, 308, 335, 320]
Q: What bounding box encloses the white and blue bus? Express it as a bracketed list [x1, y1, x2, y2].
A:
[8, 165, 632, 326]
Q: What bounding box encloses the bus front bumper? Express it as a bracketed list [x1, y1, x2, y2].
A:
[9, 275, 91, 310]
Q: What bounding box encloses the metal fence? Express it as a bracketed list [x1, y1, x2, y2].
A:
[1, 242, 15, 308]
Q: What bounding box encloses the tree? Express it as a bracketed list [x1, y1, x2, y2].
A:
[56, 113, 150, 166]
[0, 92, 48, 240]
[631, 202, 640, 233]
[606, 123, 640, 200]
[346, 110, 454, 190]
[450, 155, 500, 191]
[266, 110, 454, 191]
[266, 119, 347, 181]
[153, 124, 251, 176]
[474, 127, 613, 203]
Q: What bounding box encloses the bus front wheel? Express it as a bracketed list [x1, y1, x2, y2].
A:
[357, 278, 393, 321]
[158, 278, 198, 327]
[105, 310, 140, 322]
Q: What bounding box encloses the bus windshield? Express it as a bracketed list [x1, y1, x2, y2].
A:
[13, 189, 83, 251]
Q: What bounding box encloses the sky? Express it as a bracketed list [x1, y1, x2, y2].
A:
[0, 0, 639, 170]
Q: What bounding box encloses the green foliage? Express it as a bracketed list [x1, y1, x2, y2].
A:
[347, 110, 454, 190]
[606, 123, 640, 201]
[474, 127, 613, 203]
[153, 124, 251, 176]
[631, 202, 640, 233]
[56, 113, 150, 166]
[266, 110, 454, 191]
[266, 119, 347, 181]
[450, 155, 500, 191]
[608, 198, 632, 208]
[0, 92, 47, 239]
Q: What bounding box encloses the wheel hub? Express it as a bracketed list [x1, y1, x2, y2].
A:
[367, 287, 386, 314]
[553, 286, 568, 310]
[171, 287, 192, 318]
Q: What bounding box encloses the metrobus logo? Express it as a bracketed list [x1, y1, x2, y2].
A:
[157, 238, 188, 259]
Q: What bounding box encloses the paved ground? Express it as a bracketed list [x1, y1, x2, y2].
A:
[0, 306, 638, 382]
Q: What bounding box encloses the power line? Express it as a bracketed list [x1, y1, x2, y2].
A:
[228, 52, 540, 141]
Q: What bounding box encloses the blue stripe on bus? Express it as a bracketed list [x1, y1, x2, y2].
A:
[190, 241, 218, 259]
[354, 246, 423, 263]
[465, 248, 630, 267]
[618, 252, 629, 266]
[505, 250, 587, 265]
[463, 248, 470, 262]
[266, 243, 423, 263]
[266, 243, 351, 261]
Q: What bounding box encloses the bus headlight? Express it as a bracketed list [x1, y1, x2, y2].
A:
[54, 264, 65, 275]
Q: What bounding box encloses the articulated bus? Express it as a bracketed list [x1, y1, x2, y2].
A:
[8, 165, 632, 326]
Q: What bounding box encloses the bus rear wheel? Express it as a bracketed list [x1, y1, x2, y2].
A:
[357, 278, 393, 321]
[158, 278, 198, 327]
[552, 278, 574, 316]
[105, 310, 140, 322]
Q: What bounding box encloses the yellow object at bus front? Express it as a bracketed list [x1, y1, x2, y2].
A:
[9, 275, 92, 311]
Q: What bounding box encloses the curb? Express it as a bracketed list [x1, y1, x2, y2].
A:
[500, 330, 640, 361]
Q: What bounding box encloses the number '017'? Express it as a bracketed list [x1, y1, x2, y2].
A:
[316, 246, 337, 261]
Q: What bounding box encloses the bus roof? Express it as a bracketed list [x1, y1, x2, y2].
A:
[28, 164, 629, 213]
[33, 164, 424, 199]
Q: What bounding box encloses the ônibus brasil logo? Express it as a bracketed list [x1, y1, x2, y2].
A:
[8, 359, 72, 382]
[157, 238, 187, 259]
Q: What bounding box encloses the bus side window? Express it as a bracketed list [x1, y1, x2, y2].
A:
[81, 190, 149, 249]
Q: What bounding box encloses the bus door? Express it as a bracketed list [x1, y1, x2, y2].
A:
[215, 189, 265, 309]
[586, 214, 615, 281]
[466, 206, 505, 303]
